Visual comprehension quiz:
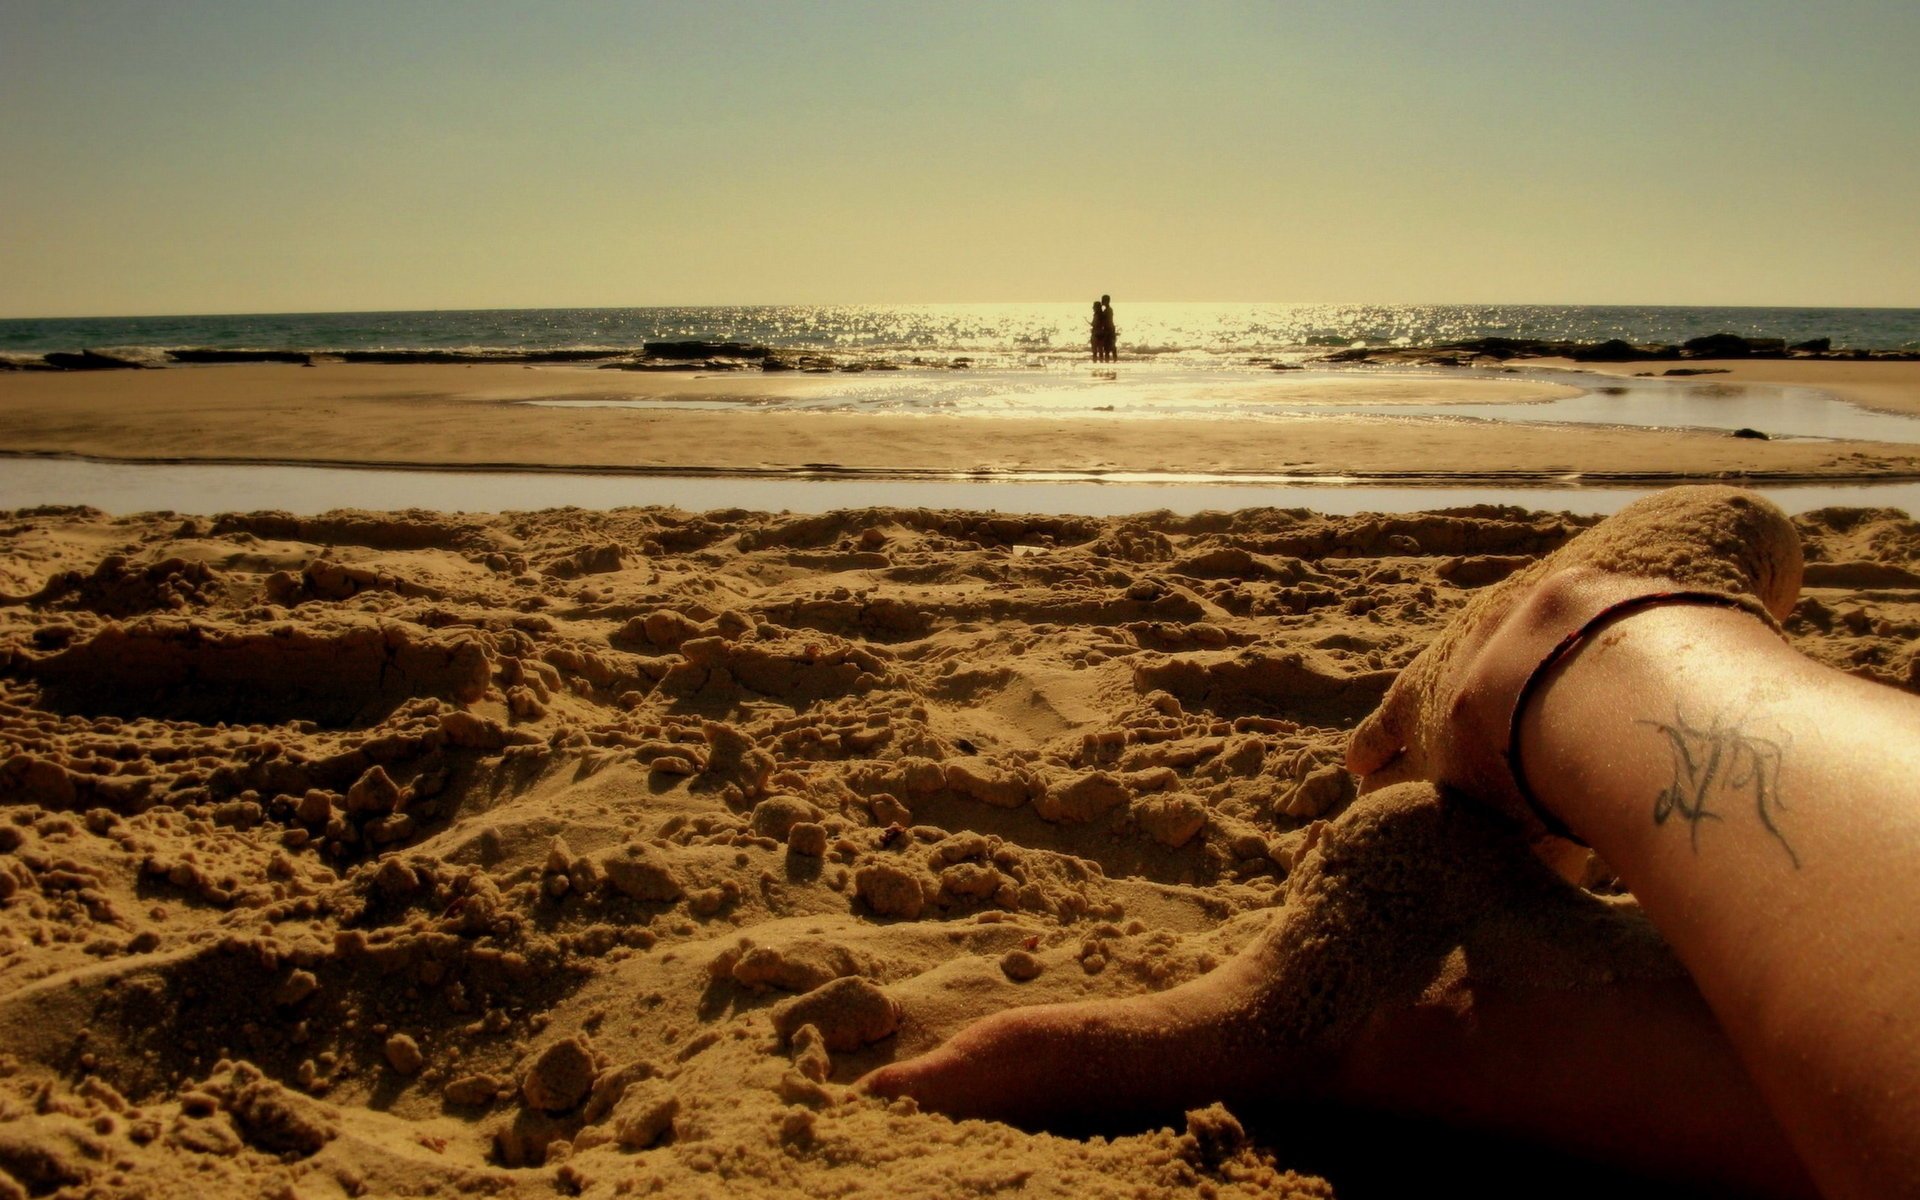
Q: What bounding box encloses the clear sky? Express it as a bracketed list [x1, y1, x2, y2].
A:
[3, 0, 1916, 316]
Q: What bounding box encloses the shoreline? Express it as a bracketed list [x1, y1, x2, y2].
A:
[4, 326, 1917, 376]
[2, 359, 1919, 485]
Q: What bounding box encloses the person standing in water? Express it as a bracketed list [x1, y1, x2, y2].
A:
[1089, 295, 1117, 362]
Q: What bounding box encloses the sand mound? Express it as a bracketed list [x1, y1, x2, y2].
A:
[209, 510, 502, 554]
[14, 619, 491, 727]
[0, 500, 1913, 1198]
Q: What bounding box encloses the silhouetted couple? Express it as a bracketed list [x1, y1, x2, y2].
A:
[1089, 295, 1118, 362]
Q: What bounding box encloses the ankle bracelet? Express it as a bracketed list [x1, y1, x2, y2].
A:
[1504, 589, 1775, 846]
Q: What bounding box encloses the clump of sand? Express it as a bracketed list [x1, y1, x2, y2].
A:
[1, 499, 1916, 1197]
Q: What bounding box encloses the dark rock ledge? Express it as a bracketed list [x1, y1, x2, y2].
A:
[1318, 333, 1918, 368]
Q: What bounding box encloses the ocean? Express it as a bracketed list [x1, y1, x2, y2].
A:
[2, 304, 1916, 368]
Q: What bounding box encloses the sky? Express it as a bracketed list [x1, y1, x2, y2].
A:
[2, 0, 1917, 316]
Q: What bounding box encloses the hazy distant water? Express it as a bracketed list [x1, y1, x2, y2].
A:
[3, 304, 1916, 364]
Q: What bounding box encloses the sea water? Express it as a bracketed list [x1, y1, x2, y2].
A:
[527, 366, 1920, 443]
[3, 303, 1917, 364]
[6, 305, 1920, 513]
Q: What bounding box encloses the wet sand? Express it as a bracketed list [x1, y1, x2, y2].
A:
[1, 361, 1918, 482]
[1541, 357, 1920, 417]
[2, 499, 1917, 1197]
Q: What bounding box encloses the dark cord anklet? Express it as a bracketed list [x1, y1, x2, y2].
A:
[1504, 590, 1773, 846]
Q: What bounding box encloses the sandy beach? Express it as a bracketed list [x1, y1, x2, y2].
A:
[2, 357, 1919, 1197]
[3, 360, 1919, 483]
[2, 491, 1917, 1197]
[10, 0, 1920, 1187]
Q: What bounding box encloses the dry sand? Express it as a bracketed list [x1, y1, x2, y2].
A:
[3, 497, 1918, 1197]
[2, 361, 1918, 481]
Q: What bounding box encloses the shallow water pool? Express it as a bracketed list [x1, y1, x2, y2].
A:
[528, 365, 1920, 443]
[3, 456, 1915, 518]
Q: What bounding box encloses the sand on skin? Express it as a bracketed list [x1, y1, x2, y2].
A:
[1, 361, 1917, 480]
[2, 497, 1918, 1197]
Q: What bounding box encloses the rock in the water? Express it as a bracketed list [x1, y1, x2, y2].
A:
[167, 348, 314, 365]
[643, 340, 771, 360]
[1683, 333, 1785, 358]
[1567, 338, 1650, 362]
[42, 348, 153, 370]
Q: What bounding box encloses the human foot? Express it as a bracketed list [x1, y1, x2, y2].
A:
[857, 981, 1273, 1129]
[860, 785, 1528, 1128]
[862, 783, 1809, 1193]
[1345, 486, 1802, 828]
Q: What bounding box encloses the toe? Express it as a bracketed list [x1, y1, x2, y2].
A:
[1347, 676, 1412, 776]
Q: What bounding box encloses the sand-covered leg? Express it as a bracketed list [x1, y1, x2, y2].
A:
[1334, 970, 1817, 1198]
[1325, 825, 1819, 1198]
[857, 957, 1293, 1129]
[863, 785, 1521, 1128]
[865, 779, 1818, 1194]
[1346, 485, 1802, 821]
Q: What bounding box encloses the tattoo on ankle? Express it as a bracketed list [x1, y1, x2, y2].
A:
[1638, 708, 1798, 867]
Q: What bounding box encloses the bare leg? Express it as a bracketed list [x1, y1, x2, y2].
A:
[1347, 485, 1803, 822]
[864, 785, 1483, 1125]
[1508, 603, 1920, 1199]
[1342, 485, 1920, 1198]
[1337, 972, 1811, 1197]
[860, 951, 1324, 1129]
[871, 489, 1908, 1195]
[864, 783, 1813, 1195]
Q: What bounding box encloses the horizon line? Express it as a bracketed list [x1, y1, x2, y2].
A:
[4, 299, 1918, 323]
